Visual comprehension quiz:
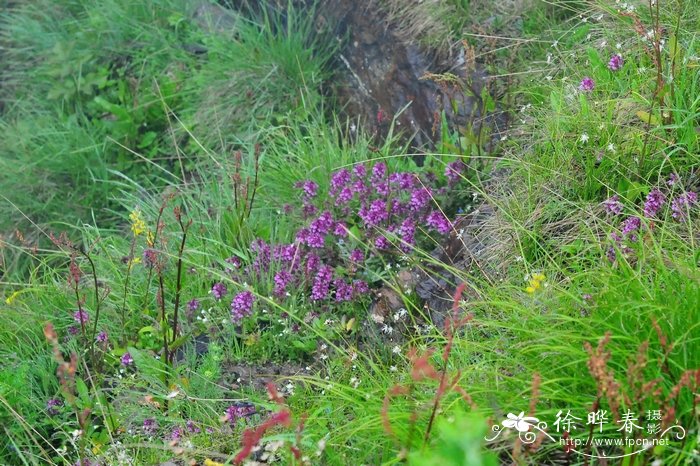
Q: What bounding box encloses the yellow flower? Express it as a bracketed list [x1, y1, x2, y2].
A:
[5, 290, 21, 304]
[129, 209, 146, 236]
[204, 460, 224, 466]
[525, 272, 546, 294]
[146, 230, 155, 247]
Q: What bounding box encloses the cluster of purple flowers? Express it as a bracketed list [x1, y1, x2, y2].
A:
[46, 398, 62, 416]
[606, 174, 697, 262]
[671, 191, 698, 219]
[603, 195, 623, 215]
[143, 418, 158, 435]
[224, 402, 257, 425]
[608, 54, 624, 71]
[210, 282, 227, 300]
[96, 331, 108, 343]
[187, 162, 459, 327]
[643, 188, 665, 218]
[579, 77, 595, 92]
[73, 309, 89, 325]
[121, 352, 133, 366]
[230, 291, 255, 323]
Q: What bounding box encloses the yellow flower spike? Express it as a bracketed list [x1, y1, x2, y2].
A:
[532, 273, 545, 282]
[129, 209, 146, 237]
[526, 286, 536, 294]
[204, 460, 224, 466]
[5, 290, 22, 304]
[146, 230, 155, 247]
[528, 279, 541, 289]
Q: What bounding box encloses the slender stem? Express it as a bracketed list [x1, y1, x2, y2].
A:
[120, 239, 136, 347]
[169, 218, 191, 363]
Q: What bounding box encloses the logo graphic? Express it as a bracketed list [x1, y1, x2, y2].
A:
[485, 409, 686, 459]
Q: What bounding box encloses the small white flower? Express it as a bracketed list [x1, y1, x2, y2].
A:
[580, 133, 589, 143]
[502, 412, 539, 432]
[390, 365, 398, 372]
[381, 324, 393, 335]
[392, 345, 401, 354]
[607, 143, 616, 153]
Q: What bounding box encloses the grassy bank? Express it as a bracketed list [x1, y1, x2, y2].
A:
[1, 1, 698, 465]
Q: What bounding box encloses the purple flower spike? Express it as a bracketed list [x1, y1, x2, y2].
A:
[643, 188, 665, 218]
[231, 291, 255, 323]
[603, 195, 623, 215]
[121, 352, 134, 366]
[608, 54, 624, 71]
[671, 191, 698, 219]
[73, 309, 89, 325]
[579, 77, 595, 92]
[143, 418, 158, 435]
[426, 210, 452, 234]
[96, 331, 108, 343]
[46, 398, 62, 416]
[621, 216, 641, 237]
[187, 298, 200, 313]
[211, 282, 227, 300]
[311, 265, 333, 301]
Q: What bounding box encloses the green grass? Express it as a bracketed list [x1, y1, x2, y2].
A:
[1, 0, 699, 465]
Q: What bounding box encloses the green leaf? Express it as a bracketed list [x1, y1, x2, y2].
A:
[587, 47, 604, 69]
[636, 110, 660, 125]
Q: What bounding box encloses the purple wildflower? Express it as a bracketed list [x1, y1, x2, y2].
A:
[225, 256, 242, 268]
[334, 279, 354, 302]
[375, 235, 391, 250]
[187, 298, 200, 313]
[445, 161, 464, 184]
[426, 210, 451, 234]
[603, 195, 623, 215]
[671, 191, 698, 219]
[67, 326, 80, 336]
[46, 398, 62, 416]
[296, 180, 319, 198]
[305, 254, 320, 275]
[143, 418, 158, 435]
[337, 186, 354, 204]
[621, 216, 641, 237]
[359, 199, 389, 226]
[96, 331, 108, 343]
[311, 265, 333, 301]
[409, 187, 432, 211]
[230, 291, 255, 323]
[142, 248, 158, 268]
[353, 280, 370, 296]
[211, 282, 227, 300]
[353, 164, 367, 179]
[389, 172, 416, 190]
[72, 309, 89, 325]
[121, 352, 134, 366]
[371, 162, 387, 181]
[334, 222, 348, 237]
[643, 188, 665, 218]
[225, 402, 256, 425]
[399, 218, 416, 251]
[330, 169, 352, 195]
[274, 271, 292, 296]
[667, 173, 679, 186]
[608, 54, 624, 71]
[349, 249, 364, 263]
[186, 420, 201, 434]
[579, 77, 595, 92]
[171, 426, 183, 441]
